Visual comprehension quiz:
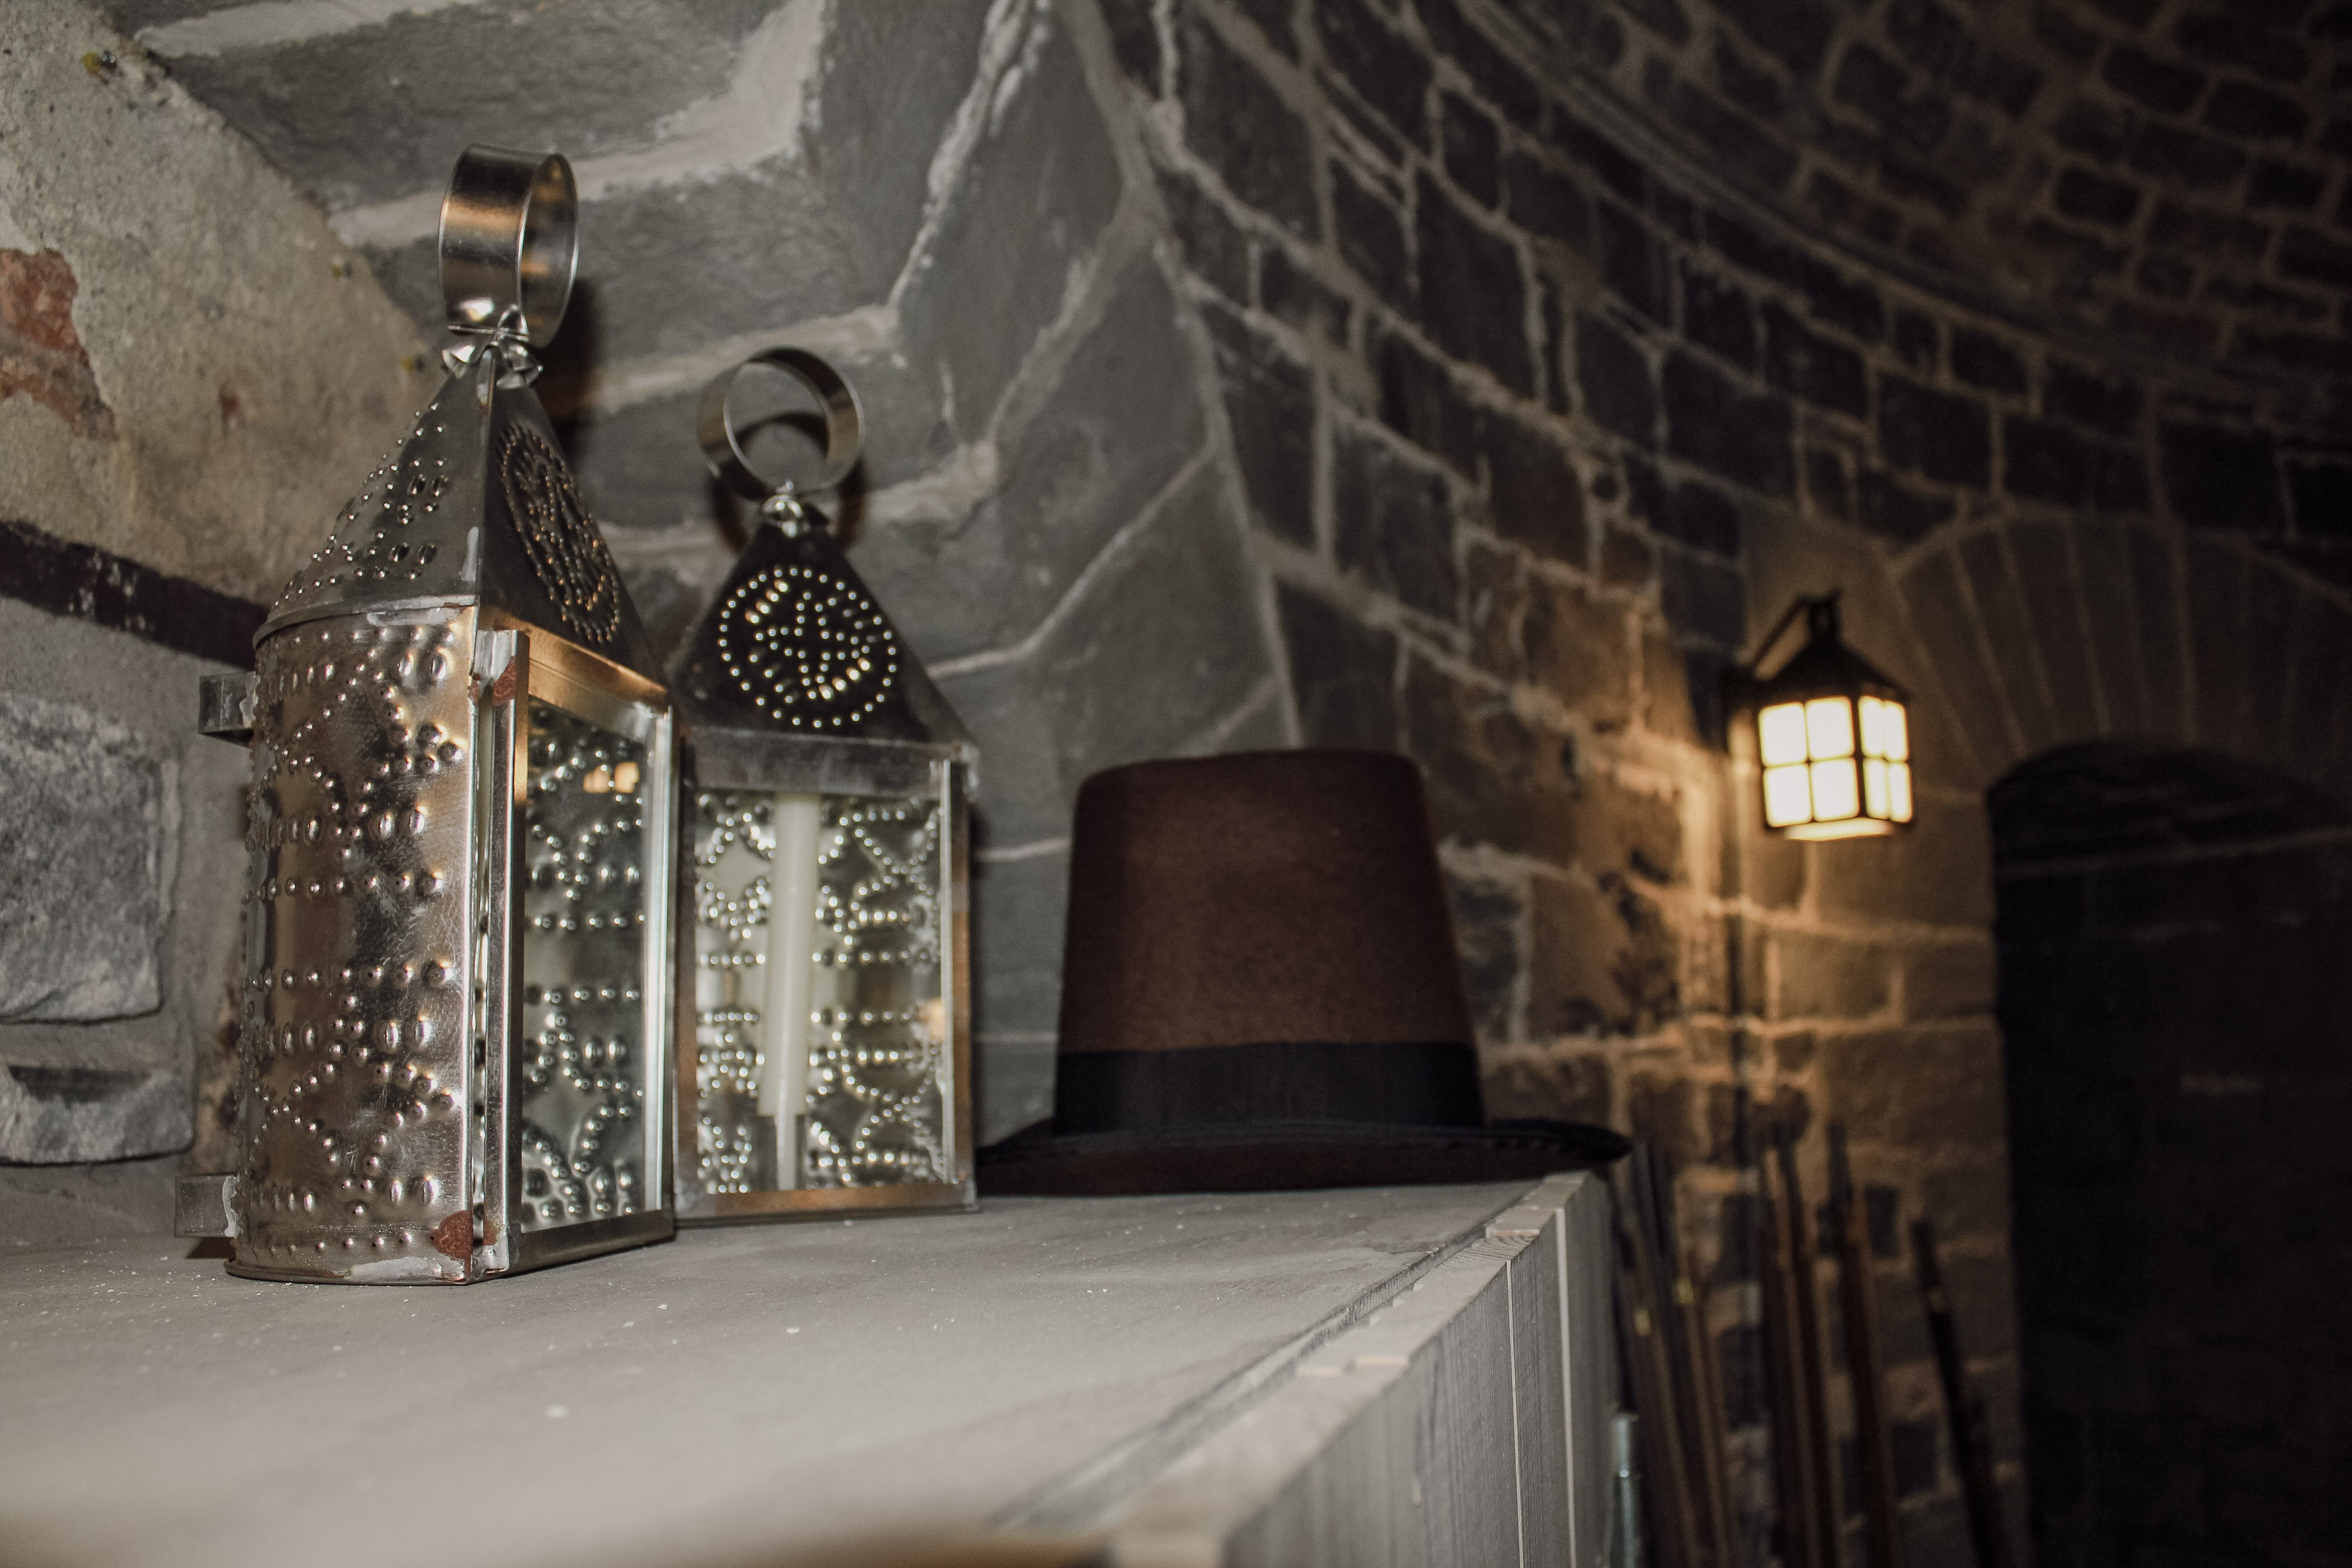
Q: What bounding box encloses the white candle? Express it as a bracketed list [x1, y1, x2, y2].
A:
[759, 793, 823, 1187]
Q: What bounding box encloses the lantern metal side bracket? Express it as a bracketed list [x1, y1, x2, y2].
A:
[198, 671, 260, 745]
[175, 1172, 238, 1239]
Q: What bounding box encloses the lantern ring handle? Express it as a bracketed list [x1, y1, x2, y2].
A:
[439, 145, 578, 346]
[696, 346, 864, 506]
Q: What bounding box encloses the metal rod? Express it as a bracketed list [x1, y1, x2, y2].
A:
[1912, 1219, 2014, 1568]
[1759, 1155, 1827, 1568]
[1829, 1125, 1904, 1568]
[1614, 1170, 1704, 1568]
[1775, 1132, 1848, 1568]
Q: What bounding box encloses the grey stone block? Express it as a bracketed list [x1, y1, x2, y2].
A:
[976, 1030, 1058, 1145]
[1099, 0, 1164, 88]
[613, 559, 715, 672]
[0, 602, 248, 1175]
[157, 0, 779, 211]
[1403, 654, 1576, 864]
[359, 2, 992, 361]
[0, 1151, 178, 1244]
[1527, 872, 1679, 1038]
[93, 1, 217, 27]
[1485, 409, 1589, 566]
[1159, 168, 1254, 304]
[0, 692, 167, 1023]
[1314, 0, 1434, 150]
[969, 841, 1072, 1048]
[854, 256, 1208, 664]
[1010, 459, 1272, 784]
[935, 458, 1272, 843]
[1448, 872, 1522, 1045]
[1524, 573, 1636, 729]
[1280, 583, 1401, 749]
[0, 1063, 188, 1164]
[1334, 419, 1458, 620]
[1180, 6, 1318, 240]
[562, 387, 715, 532]
[1416, 171, 1532, 394]
[897, 5, 1124, 446]
[1201, 299, 1317, 547]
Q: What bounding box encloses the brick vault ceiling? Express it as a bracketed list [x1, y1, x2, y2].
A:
[96, 0, 2352, 435]
[1511, 0, 2352, 403]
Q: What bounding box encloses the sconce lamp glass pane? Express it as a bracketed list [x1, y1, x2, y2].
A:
[1805, 697, 1855, 760]
[1763, 763, 1814, 827]
[1858, 696, 1908, 762]
[1809, 757, 1861, 820]
[1758, 702, 1809, 767]
[691, 785, 950, 1196]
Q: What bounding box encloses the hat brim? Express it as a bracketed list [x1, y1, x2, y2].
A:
[975, 1118, 1631, 1198]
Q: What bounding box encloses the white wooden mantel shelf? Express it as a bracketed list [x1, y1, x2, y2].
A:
[0, 1175, 1615, 1568]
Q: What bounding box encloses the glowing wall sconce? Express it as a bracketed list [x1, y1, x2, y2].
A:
[1730, 594, 1912, 841]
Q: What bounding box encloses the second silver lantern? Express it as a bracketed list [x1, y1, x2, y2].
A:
[671, 348, 977, 1222]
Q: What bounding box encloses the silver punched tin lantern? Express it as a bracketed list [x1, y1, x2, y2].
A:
[671, 349, 976, 1223]
[193, 147, 676, 1282]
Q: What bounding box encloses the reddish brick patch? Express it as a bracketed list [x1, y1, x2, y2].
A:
[0, 249, 115, 439]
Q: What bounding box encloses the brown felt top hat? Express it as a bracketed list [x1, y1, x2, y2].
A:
[977, 750, 1629, 1196]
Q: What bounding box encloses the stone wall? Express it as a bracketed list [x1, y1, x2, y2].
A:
[1993, 744, 2352, 1568]
[0, 0, 427, 1240]
[1100, 0, 2352, 1563]
[8, 1, 2351, 1562]
[105, 0, 1291, 1150]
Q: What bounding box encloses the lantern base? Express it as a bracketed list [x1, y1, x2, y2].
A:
[1779, 817, 1903, 841]
[677, 1179, 976, 1225]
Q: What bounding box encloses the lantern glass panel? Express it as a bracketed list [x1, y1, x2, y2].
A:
[1758, 702, 1808, 767]
[1810, 757, 1861, 820]
[1805, 697, 1855, 760]
[691, 783, 950, 1197]
[1762, 763, 1813, 827]
[1857, 696, 1902, 761]
[517, 694, 658, 1234]
[1888, 761, 1913, 823]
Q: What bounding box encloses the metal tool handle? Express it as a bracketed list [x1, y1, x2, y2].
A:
[697, 347, 863, 520]
[439, 145, 578, 344]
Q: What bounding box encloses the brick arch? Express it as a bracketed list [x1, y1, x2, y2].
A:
[1868, 513, 2352, 806]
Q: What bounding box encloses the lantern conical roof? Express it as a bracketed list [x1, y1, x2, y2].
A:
[1753, 598, 1906, 704]
[671, 517, 974, 791]
[257, 357, 665, 686]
